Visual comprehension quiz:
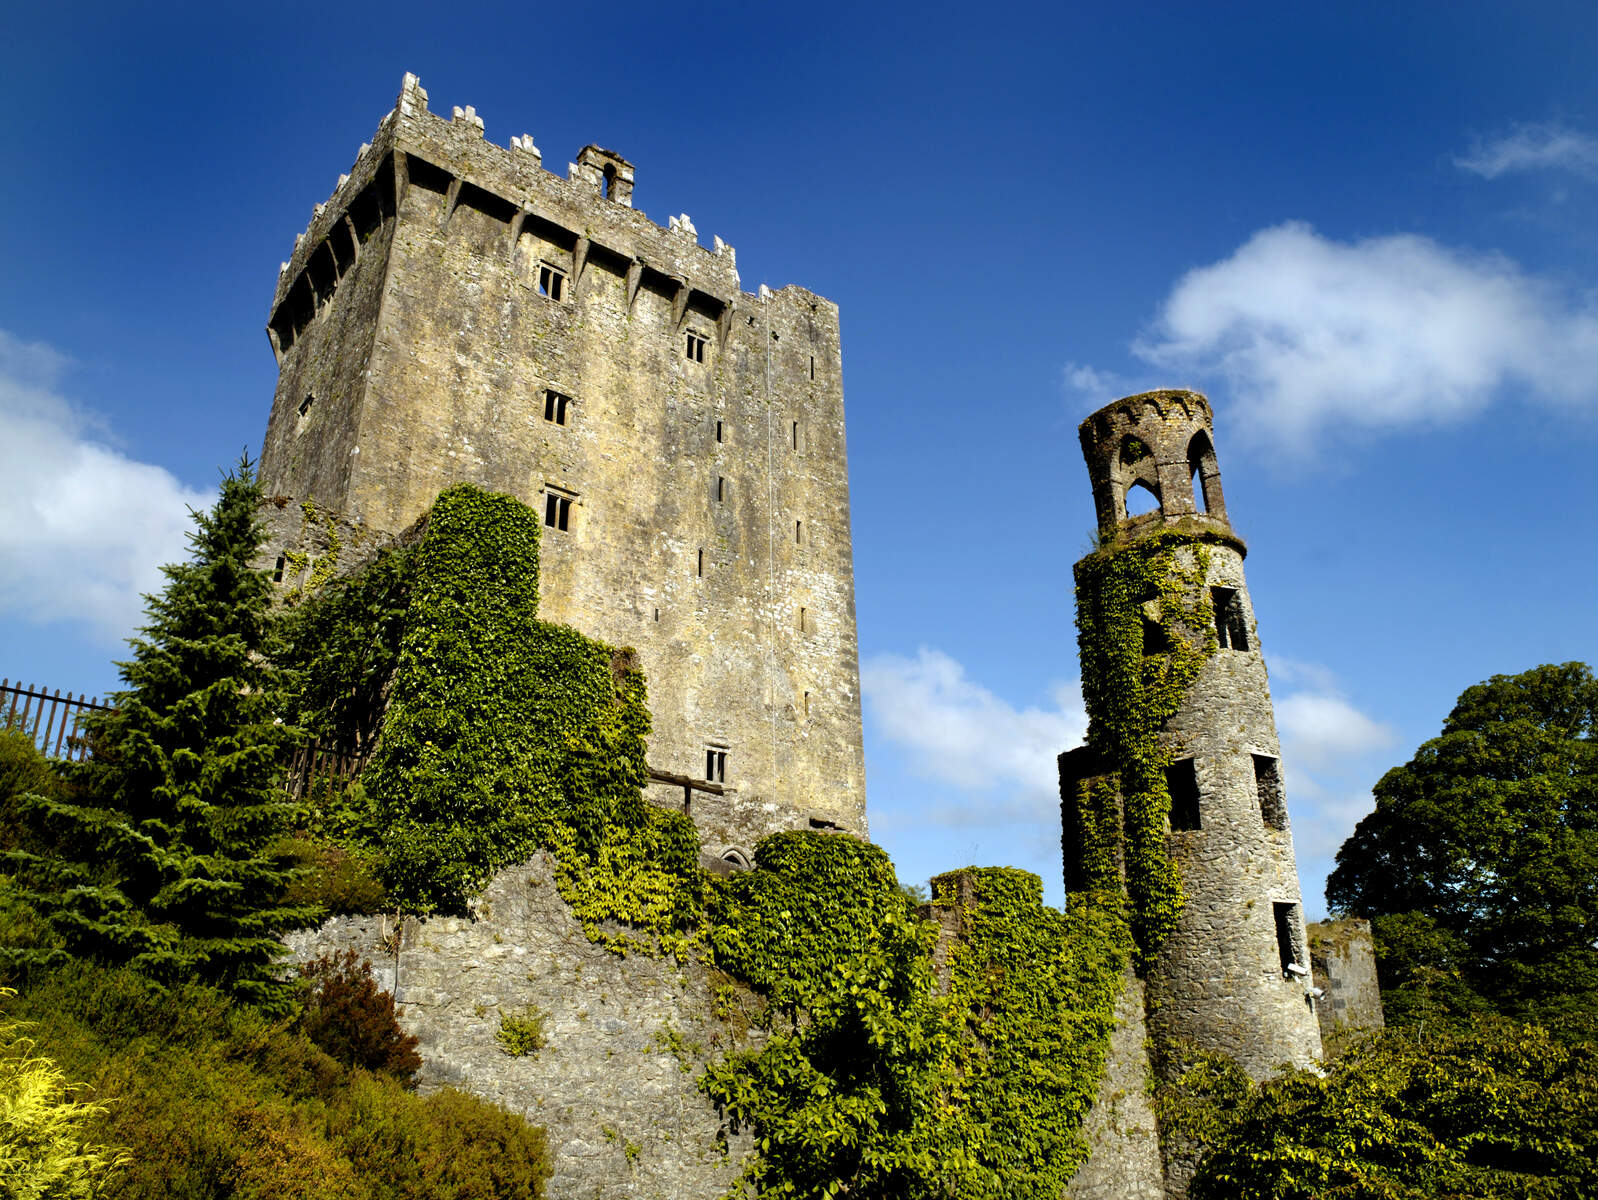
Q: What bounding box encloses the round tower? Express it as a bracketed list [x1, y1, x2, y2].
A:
[1063, 389, 1320, 1190]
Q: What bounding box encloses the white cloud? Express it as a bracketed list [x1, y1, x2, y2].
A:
[1455, 122, 1598, 179]
[1276, 692, 1395, 771]
[1115, 221, 1598, 452]
[0, 330, 212, 644]
[861, 647, 1087, 826]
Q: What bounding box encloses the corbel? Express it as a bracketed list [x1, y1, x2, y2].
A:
[572, 235, 591, 291]
[441, 176, 463, 230]
[716, 299, 734, 350]
[625, 259, 644, 313]
[393, 152, 410, 215]
[508, 207, 530, 257]
[342, 213, 361, 264]
[670, 278, 690, 332]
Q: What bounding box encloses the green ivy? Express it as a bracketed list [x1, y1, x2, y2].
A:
[1073, 529, 1221, 967]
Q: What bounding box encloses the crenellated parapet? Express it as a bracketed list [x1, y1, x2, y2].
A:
[267, 72, 744, 359]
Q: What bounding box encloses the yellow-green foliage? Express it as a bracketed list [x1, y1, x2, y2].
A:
[1073, 530, 1218, 966]
[495, 1007, 548, 1058]
[0, 988, 126, 1199]
[5, 965, 549, 1200]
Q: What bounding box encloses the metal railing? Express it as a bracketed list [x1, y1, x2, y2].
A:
[1, 680, 110, 762]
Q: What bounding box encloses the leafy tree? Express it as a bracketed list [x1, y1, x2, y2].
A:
[1, 458, 317, 1009]
[1327, 663, 1598, 1020]
[1187, 1017, 1598, 1199]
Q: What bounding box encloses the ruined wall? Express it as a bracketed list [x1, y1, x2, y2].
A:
[258, 75, 865, 852]
[284, 852, 758, 1200]
[1308, 918, 1385, 1052]
[1068, 971, 1165, 1200]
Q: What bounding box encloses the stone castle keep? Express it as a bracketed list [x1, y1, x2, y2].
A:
[259, 73, 864, 861]
[269, 76, 1375, 1200]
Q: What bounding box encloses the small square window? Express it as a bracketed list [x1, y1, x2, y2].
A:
[537, 263, 567, 301]
[705, 748, 727, 783]
[543, 390, 571, 426]
[543, 490, 572, 531]
[685, 331, 708, 362]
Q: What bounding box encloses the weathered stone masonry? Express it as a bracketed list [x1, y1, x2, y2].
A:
[1062, 391, 1323, 1199]
[257, 74, 866, 855]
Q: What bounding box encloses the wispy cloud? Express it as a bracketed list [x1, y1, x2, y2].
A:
[1455, 122, 1598, 179]
[1068, 221, 1598, 453]
[0, 330, 211, 644]
[862, 647, 1086, 827]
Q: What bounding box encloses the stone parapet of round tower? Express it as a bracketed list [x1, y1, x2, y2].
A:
[1063, 389, 1322, 1198]
[1079, 388, 1230, 543]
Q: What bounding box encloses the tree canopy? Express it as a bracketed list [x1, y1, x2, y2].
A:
[1, 458, 316, 1010]
[1326, 662, 1598, 1021]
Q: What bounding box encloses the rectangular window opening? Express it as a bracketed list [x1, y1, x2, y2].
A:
[799, 605, 807, 633]
[1274, 902, 1304, 974]
[716, 477, 726, 502]
[795, 520, 803, 544]
[272, 555, 286, 584]
[543, 389, 571, 425]
[1212, 587, 1250, 651]
[705, 748, 727, 783]
[543, 491, 572, 531]
[803, 690, 811, 718]
[537, 263, 566, 301]
[792, 421, 801, 451]
[1254, 754, 1287, 830]
[809, 355, 815, 380]
[685, 331, 707, 362]
[697, 549, 703, 577]
[1165, 757, 1201, 830]
[298, 393, 315, 417]
[716, 420, 723, 443]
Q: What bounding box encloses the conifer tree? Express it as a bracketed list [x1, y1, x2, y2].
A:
[3, 457, 317, 1010]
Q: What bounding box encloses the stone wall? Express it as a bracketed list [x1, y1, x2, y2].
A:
[283, 853, 759, 1200]
[1068, 970, 1165, 1200]
[1308, 918, 1385, 1053]
[257, 73, 866, 853]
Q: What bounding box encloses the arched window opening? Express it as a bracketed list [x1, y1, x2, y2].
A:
[602, 164, 617, 199]
[721, 848, 752, 871]
[1125, 479, 1161, 518]
[1188, 430, 1219, 515]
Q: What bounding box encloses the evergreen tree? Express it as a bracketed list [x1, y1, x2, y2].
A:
[2, 457, 317, 1009]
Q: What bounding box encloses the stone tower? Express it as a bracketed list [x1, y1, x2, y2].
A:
[1061, 390, 1321, 1197]
[257, 74, 866, 856]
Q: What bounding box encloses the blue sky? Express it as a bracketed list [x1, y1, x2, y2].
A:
[5, 1, 1597, 914]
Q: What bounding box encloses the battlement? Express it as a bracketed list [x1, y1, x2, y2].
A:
[1078, 388, 1234, 546]
[267, 72, 770, 357]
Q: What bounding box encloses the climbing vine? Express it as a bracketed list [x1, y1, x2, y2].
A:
[1073, 528, 1222, 967]
[283, 483, 1150, 1198]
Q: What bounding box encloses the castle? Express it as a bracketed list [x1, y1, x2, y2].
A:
[258, 73, 865, 861]
[268, 76, 1377, 1200]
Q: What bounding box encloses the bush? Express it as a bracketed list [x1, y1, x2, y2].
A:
[275, 835, 388, 917]
[2, 963, 549, 1199]
[298, 951, 420, 1082]
[495, 1007, 548, 1058]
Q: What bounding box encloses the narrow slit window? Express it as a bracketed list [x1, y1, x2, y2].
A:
[803, 691, 810, 718]
[685, 331, 708, 362]
[543, 491, 571, 531]
[1166, 757, 1201, 830]
[1254, 754, 1287, 830]
[273, 555, 286, 583]
[543, 389, 571, 425]
[537, 263, 566, 301]
[799, 606, 807, 633]
[697, 549, 704, 577]
[705, 748, 727, 783]
[1211, 587, 1250, 651]
[795, 520, 803, 544]
[809, 355, 815, 380]
[716, 420, 724, 443]
[1274, 902, 1304, 974]
[792, 421, 801, 451]
[716, 477, 726, 502]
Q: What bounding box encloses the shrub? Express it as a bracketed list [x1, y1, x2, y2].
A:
[0, 987, 126, 1199]
[495, 1007, 548, 1058]
[275, 835, 388, 917]
[298, 951, 420, 1083]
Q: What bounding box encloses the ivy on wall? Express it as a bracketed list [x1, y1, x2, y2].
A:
[284, 484, 1142, 1198]
[1072, 528, 1220, 967]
